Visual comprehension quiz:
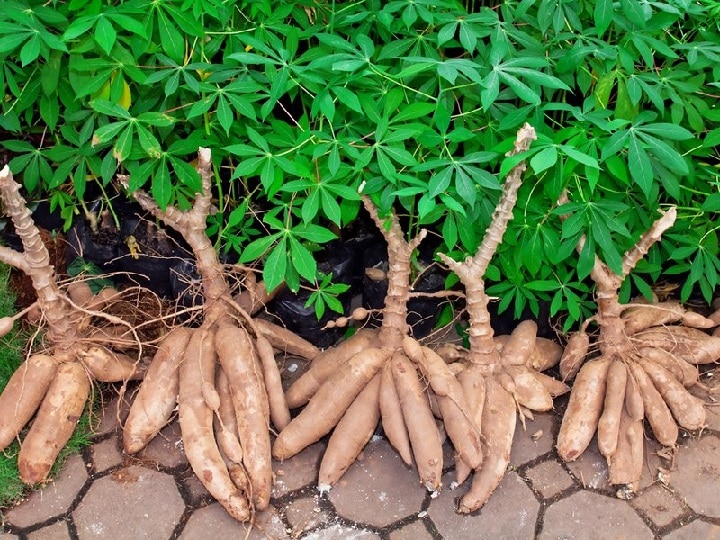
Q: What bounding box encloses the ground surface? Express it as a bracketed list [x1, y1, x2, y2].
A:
[2, 363, 720, 539]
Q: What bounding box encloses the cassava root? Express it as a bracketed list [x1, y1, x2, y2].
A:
[0, 165, 147, 484]
[120, 148, 318, 521]
[555, 201, 714, 491]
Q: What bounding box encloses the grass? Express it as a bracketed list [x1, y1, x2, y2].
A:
[0, 264, 94, 509]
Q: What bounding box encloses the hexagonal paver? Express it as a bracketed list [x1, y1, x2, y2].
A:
[664, 518, 720, 539]
[389, 520, 433, 540]
[690, 375, 720, 431]
[525, 460, 574, 499]
[272, 442, 325, 497]
[328, 438, 426, 528]
[180, 502, 287, 539]
[5, 454, 88, 528]
[74, 465, 184, 538]
[428, 471, 539, 539]
[510, 412, 556, 466]
[564, 437, 609, 490]
[302, 524, 379, 539]
[138, 421, 187, 469]
[26, 519, 70, 539]
[93, 394, 131, 437]
[540, 490, 653, 540]
[91, 437, 123, 473]
[285, 495, 331, 534]
[631, 485, 687, 528]
[179, 470, 211, 505]
[671, 435, 720, 518]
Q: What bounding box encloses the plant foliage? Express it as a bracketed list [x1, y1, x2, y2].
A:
[1, 0, 719, 327]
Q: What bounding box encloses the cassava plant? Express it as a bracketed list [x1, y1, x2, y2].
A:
[273, 125, 567, 506]
[432, 124, 569, 512]
[119, 148, 320, 522]
[0, 164, 146, 485]
[556, 197, 718, 489]
[273, 194, 464, 493]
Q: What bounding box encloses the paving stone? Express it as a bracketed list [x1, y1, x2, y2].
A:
[510, 412, 556, 466]
[93, 394, 131, 437]
[272, 442, 325, 497]
[74, 465, 183, 538]
[564, 437, 609, 490]
[26, 519, 71, 539]
[329, 438, 425, 528]
[671, 435, 720, 518]
[664, 518, 720, 539]
[179, 470, 211, 505]
[525, 460, 574, 499]
[138, 420, 187, 469]
[389, 520, 433, 540]
[180, 502, 287, 539]
[539, 490, 653, 540]
[690, 373, 720, 431]
[285, 495, 330, 533]
[302, 524, 379, 539]
[91, 437, 123, 473]
[428, 471, 538, 540]
[5, 454, 88, 528]
[631, 484, 687, 529]
[564, 436, 663, 494]
[0, 532, 18, 539]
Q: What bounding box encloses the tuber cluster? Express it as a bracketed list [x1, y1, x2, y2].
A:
[556, 204, 717, 488]
[119, 148, 319, 521]
[0, 165, 145, 485]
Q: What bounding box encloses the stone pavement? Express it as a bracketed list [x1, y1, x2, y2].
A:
[2, 371, 720, 539]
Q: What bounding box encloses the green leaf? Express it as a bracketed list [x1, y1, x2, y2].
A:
[113, 124, 134, 163]
[20, 34, 41, 66]
[137, 125, 162, 158]
[428, 166, 453, 198]
[92, 99, 132, 119]
[332, 86, 363, 113]
[39, 94, 59, 130]
[293, 224, 336, 243]
[64, 16, 96, 40]
[109, 13, 148, 39]
[640, 134, 688, 174]
[240, 234, 279, 263]
[561, 146, 598, 168]
[264, 240, 288, 292]
[627, 136, 652, 197]
[94, 16, 117, 55]
[620, 0, 647, 26]
[151, 159, 171, 209]
[530, 146, 558, 174]
[638, 123, 693, 141]
[157, 9, 184, 63]
[216, 95, 233, 135]
[320, 189, 342, 225]
[137, 112, 175, 127]
[594, 0, 614, 36]
[289, 237, 317, 282]
[455, 168, 475, 206]
[392, 103, 436, 123]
